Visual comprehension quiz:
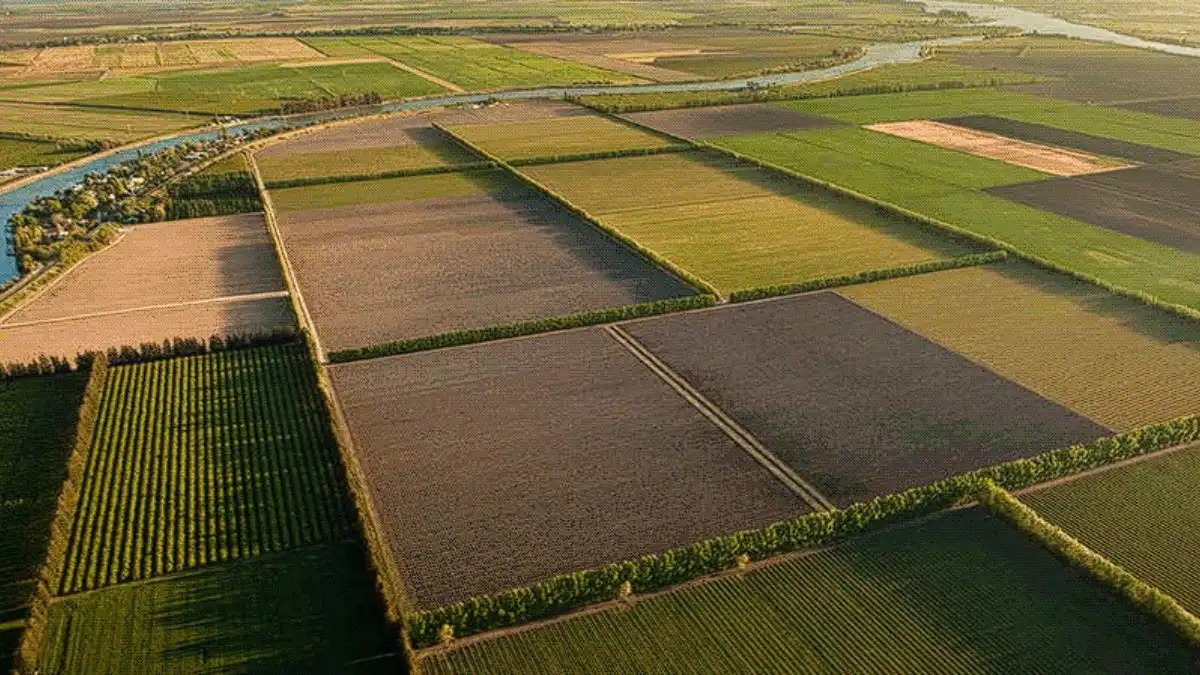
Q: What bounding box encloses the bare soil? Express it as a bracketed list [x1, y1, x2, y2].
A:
[4, 214, 284, 324]
[621, 293, 1110, 507]
[1120, 96, 1200, 122]
[987, 160, 1200, 253]
[939, 115, 1192, 165]
[273, 172, 693, 353]
[622, 103, 838, 138]
[0, 297, 294, 363]
[866, 120, 1129, 176]
[328, 328, 805, 608]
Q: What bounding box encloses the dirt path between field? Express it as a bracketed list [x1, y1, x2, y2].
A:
[0, 290, 289, 328]
[386, 59, 464, 93]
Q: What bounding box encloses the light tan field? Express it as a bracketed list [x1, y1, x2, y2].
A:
[865, 120, 1132, 176]
[840, 263, 1200, 430]
[4, 214, 283, 325]
[3, 38, 325, 79]
[0, 297, 294, 364]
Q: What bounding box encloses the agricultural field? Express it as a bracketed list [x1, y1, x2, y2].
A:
[445, 114, 679, 162]
[328, 328, 804, 607]
[840, 262, 1200, 431]
[521, 151, 978, 295]
[939, 115, 1192, 165]
[423, 508, 1197, 673]
[165, 154, 262, 220]
[0, 102, 199, 143]
[301, 35, 634, 90]
[0, 374, 85, 670]
[59, 345, 354, 593]
[268, 169, 693, 353]
[0, 60, 445, 115]
[622, 292, 1107, 506]
[621, 102, 838, 138]
[1022, 445, 1200, 615]
[39, 541, 395, 674]
[0, 136, 87, 172]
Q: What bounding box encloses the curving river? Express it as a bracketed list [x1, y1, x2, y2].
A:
[3, 1, 1198, 283]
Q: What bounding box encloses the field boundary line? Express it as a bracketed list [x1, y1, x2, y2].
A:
[248, 151, 326, 362]
[604, 323, 835, 511]
[0, 231, 128, 325]
[385, 58, 465, 92]
[1013, 441, 1200, 498]
[0, 290, 290, 329]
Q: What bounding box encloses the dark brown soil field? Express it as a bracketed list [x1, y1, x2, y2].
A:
[621, 293, 1109, 507]
[987, 161, 1200, 253]
[328, 328, 804, 608]
[274, 171, 693, 353]
[939, 115, 1192, 164]
[622, 103, 838, 138]
[1120, 96, 1200, 122]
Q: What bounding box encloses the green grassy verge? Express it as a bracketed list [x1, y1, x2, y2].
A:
[0, 136, 87, 170]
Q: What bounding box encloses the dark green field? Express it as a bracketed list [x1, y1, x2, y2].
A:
[423, 509, 1196, 673]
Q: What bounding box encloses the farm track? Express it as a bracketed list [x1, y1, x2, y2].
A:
[0, 290, 289, 328]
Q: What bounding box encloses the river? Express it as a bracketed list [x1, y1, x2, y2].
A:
[3, 1, 1198, 282]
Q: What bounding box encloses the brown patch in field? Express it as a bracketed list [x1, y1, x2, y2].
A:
[622, 103, 839, 138]
[4, 214, 284, 324]
[987, 159, 1200, 253]
[621, 293, 1109, 507]
[1119, 96, 1200, 122]
[0, 297, 294, 363]
[8, 38, 325, 79]
[866, 120, 1132, 176]
[328, 328, 806, 607]
[939, 115, 1191, 165]
[273, 176, 693, 353]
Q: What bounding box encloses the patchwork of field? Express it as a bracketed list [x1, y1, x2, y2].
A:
[939, 115, 1192, 165]
[0, 102, 199, 143]
[423, 508, 1197, 673]
[622, 292, 1107, 506]
[988, 159, 1200, 254]
[499, 40, 697, 83]
[0, 61, 445, 115]
[1023, 446, 1200, 615]
[301, 35, 634, 90]
[0, 374, 85, 670]
[328, 328, 804, 607]
[39, 541, 394, 674]
[2, 38, 326, 79]
[59, 345, 353, 593]
[446, 114, 678, 161]
[522, 151, 976, 294]
[269, 169, 693, 353]
[864, 120, 1129, 177]
[840, 263, 1200, 431]
[621, 103, 838, 138]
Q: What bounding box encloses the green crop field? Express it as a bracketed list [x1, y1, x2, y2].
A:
[522, 151, 976, 294]
[256, 142, 479, 183]
[269, 169, 503, 211]
[840, 262, 1200, 431]
[39, 541, 395, 674]
[422, 508, 1194, 673]
[1023, 446, 1200, 615]
[0, 102, 199, 142]
[303, 35, 635, 90]
[0, 375, 85, 670]
[447, 115, 678, 161]
[58, 345, 354, 594]
[0, 136, 87, 170]
[716, 122, 1200, 309]
[0, 61, 445, 115]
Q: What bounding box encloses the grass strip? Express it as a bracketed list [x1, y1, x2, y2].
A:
[729, 251, 1007, 303]
[327, 295, 717, 364]
[508, 144, 691, 167]
[977, 480, 1200, 647]
[12, 355, 109, 673]
[408, 414, 1199, 647]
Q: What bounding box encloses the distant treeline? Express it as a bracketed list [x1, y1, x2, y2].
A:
[279, 92, 383, 116]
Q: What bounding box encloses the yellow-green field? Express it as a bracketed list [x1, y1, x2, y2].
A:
[840, 263, 1200, 430]
[256, 142, 479, 183]
[446, 115, 678, 161]
[0, 102, 199, 142]
[268, 169, 500, 211]
[521, 152, 975, 294]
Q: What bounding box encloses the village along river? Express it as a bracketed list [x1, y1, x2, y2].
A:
[2, 0, 1197, 283]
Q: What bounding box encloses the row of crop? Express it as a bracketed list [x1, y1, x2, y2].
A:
[164, 159, 262, 220]
[408, 414, 1199, 647]
[729, 251, 1007, 303]
[327, 294, 717, 364]
[507, 144, 690, 167]
[249, 151, 417, 672]
[431, 123, 721, 298]
[976, 480, 1200, 647]
[12, 355, 110, 674]
[262, 161, 496, 189]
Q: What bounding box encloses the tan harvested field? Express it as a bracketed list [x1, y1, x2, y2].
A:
[270, 170, 693, 353]
[4, 38, 325, 79]
[508, 41, 697, 82]
[328, 328, 804, 608]
[522, 152, 975, 294]
[865, 120, 1131, 177]
[0, 102, 199, 142]
[840, 263, 1200, 430]
[0, 297, 294, 364]
[4, 214, 283, 324]
[447, 114, 678, 161]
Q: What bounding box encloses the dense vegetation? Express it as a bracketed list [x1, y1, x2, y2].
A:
[165, 153, 262, 220]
